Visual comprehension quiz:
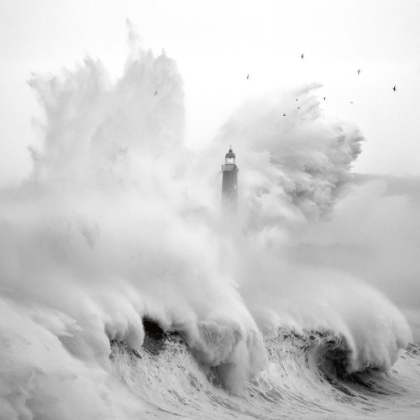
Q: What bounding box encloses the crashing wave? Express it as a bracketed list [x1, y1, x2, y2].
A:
[110, 321, 420, 419]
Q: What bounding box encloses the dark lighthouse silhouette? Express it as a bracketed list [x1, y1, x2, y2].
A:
[221, 147, 238, 214]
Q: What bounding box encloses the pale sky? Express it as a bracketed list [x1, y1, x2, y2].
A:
[1, 0, 420, 184]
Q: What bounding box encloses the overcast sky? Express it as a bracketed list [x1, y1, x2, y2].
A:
[1, 0, 420, 184]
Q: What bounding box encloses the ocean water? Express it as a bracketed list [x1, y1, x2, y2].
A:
[0, 28, 419, 419]
[110, 328, 420, 420]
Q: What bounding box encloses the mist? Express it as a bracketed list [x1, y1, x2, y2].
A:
[0, 28, 415, 418]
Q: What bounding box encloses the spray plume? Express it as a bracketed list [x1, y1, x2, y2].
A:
[0, 28, 412, 418]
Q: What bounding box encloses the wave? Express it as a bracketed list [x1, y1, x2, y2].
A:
[110, 320, 420, 419]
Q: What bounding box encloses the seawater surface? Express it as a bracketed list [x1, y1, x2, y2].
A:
[111, 328, 420, 419]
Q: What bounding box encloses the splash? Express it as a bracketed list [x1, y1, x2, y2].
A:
[0, 28, 412, 419]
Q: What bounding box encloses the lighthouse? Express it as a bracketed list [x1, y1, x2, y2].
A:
[222, 147, 238, 214]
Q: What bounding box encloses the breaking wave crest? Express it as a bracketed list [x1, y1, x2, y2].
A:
[110, 324, 420, 419]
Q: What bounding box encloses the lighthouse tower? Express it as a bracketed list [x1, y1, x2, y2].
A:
[222, 147, 238, 214]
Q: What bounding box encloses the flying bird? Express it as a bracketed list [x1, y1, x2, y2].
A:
[298, 107, 300, 110]
[283, 113, 286, 117]
[323, 97, 326, 101]
[155, 90, 158, 96]
[393, 86, 397, 92]
[296, 98, 298, 101]
[350, 101, 353, 104]
[357, 69, 361, 75]
[301, 54, 304, 59]
[247, 74, 250, 79]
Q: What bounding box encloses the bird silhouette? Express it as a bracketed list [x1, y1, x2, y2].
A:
[298, 107, 300, 110]
[283, 113, 286, 117]
[296, 98, 298, 101]
[247, 74, 250, 79]
[350, 101, 353, 104]
[323, 97, 326, 101]
[393, 86, 397, 92]
[301, 54, 304, 59]
[357, 69, 361, 75]
[155, 90, 158, 96]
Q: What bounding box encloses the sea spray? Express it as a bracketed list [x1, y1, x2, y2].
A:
[0, 27, 414, 419]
